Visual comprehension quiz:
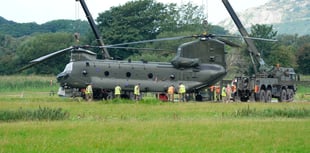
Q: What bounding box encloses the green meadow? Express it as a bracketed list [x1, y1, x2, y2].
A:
[0, 75, 310, 153]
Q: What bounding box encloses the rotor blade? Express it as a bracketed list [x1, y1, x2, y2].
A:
[215, 34, 277, 42]
[103, 46, 168, 51]
[104, 36, 191, 47]
[217, 38, 241, 47]
[18, 46, 75, 72]
[83, 45, 169, 51]
[30, 46, 75, 63]
[243, 36, 278, 42]
[17, 62, 39, 72]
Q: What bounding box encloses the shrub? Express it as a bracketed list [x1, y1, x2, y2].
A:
[0, 106, 69, 122]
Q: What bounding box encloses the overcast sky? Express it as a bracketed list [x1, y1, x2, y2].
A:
[0, 0, 268, 24]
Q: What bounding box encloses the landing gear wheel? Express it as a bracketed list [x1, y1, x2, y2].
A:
[265, 90, 272, 102]
[195, 95, 203, 102]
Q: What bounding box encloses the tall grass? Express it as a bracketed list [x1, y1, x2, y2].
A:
[0, 75, 57, 92]
[0, 106, 69, 122]
[234, 104, 310, 118]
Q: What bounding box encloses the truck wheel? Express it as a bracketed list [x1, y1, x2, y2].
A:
[240, 97, 248, 102]
[287, 89, 294, 102]
[265, 90, 272, 102]
[279, 89, 287, 102]
[259, 90, 266, 102]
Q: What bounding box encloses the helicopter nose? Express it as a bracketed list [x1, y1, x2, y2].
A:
[57, 72, 69, 82]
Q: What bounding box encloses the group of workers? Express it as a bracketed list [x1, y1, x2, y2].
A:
[115, 83, 141, 100]
[210, 84, 236, 102]
[84, 82, 234, 102]
[167, 82, 186, 102]
[84, 83, 141, 101]
[84, 82, 186, 102]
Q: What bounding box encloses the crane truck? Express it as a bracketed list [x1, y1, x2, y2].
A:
[222, 0, 297, 102]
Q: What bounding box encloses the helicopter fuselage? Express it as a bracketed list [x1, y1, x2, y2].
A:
[55, 38, 228, 100]
[57, 59, 226, 99]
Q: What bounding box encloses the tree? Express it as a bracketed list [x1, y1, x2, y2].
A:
[173, 2, 206, 32]
[16, 32, 75, 74]
[0, 33, 20, 74]
[96, 0, 208, 59]
[97, 0, 170, 43]
[96, 0, 211, 60]
[0, 16, 90, 37]
[277, 34, 298, 48]
[268, 45, 296, 68]
[96, 0, 175, 59]
[297, 44, 310, 74]
[250, 24, 278, 59]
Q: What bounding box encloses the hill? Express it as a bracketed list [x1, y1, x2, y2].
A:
[219, 0, 310, 35]
[0, 16, 90, 37]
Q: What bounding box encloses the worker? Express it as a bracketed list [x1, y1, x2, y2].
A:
[85, 83, 93, 101]
[167, 84, 175, 102]
[134, 83, 140, 101]
[215, 86, 221, 102]
[114, 84, 121, 99]
[231, 83, 237, 100]
[209, 85, 214, 101]
[226, 84, 232, 103]
[178, 83, 186, 102]
[221, 86, 226, 102]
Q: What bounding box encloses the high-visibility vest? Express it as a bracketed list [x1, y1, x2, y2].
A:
[134, 85, 140, 95]
[168, 86, 175, 94]
[179, 84, 186, 93]
[221, 87, 226, 97]
[86, 85, 92, 94]
[115, 86, 121, 95]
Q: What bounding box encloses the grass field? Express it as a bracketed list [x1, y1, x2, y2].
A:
[0, 75, 310, 153]
[0, 97, 309, 153]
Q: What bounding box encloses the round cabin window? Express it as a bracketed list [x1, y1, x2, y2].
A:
[126, 72, 131, 78]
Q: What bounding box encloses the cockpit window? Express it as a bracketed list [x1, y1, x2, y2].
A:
[63, 62, 73, 73]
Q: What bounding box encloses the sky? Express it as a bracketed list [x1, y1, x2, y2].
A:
[0, 0, 269, 24]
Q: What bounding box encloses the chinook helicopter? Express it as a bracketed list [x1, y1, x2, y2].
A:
[22, 0, 273, 101]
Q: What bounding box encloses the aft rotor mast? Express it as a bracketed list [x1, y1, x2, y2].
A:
[222, 0, 268, 73]
[76, 0, 111, 59]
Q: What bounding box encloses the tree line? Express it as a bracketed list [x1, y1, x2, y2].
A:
[0, 0, 309, 75]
